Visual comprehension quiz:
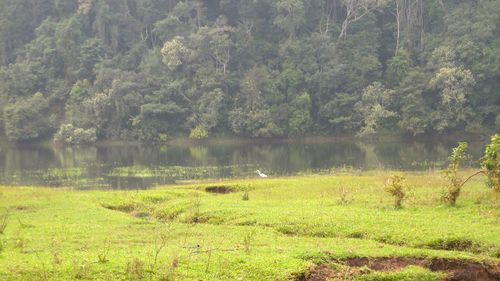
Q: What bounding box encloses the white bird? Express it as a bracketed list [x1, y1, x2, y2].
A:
[256, 170, 268, 178]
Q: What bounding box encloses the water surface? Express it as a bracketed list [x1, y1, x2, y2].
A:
[0, 137, 486, 189]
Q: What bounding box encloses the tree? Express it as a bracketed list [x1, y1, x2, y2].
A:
[3, 92, 51, 141]
[229, 66, 279, 137]
[398, 68, 430, 136]
[355, 82, 396, 136]
[274, 0, 306, 38]
[385, 49, 411, 87]
[429, 66, 475, 132]
[160, 36, 190, 69]
[338, 0, 388, 40]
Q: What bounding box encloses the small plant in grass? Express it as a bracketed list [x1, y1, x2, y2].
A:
[442, 142, 469, 206]
[151, 232, 168, 270]
[14, 235, 27, 252]
[481, 134, 499, 192]
[385, 174, 406, 209]
[125, 258, 146, 280]
[73, 258, 92, 279]
[0, 212, 8, 234]
[242, 191, 250, 201]
[0, 238, 5, 252]
[338, 186, 350, 205]
[97, 238, 111, 263]
[189, 193, 203, 223]
[243, 229, 256, 253]
[157, 255, 179, 281]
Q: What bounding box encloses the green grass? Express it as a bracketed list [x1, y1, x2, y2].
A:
[0, 170, 498, 280]
[356, 266, 442, 281]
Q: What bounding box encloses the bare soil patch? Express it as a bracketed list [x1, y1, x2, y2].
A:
[205, 185, 235, 194]
[296, 257, 500, 281]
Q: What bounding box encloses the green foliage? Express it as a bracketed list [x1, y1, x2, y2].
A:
[385, 174, 406, 209]
[481, 134, 500, 191]
[385, 49, 411, 87]
[429, 67, 475, 132]
[358, 266, 441, 281]
[442, 142, 469, 206]
[3, 93, 51, 141]
[356, 82, 396, 137]
[189, 125, 209, 140]
[54, 124, 97, 145]
[161, 36, 190, 69]
[0, 0, 498, 140]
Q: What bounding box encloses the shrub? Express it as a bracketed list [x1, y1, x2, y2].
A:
[54, 124, 97, 144]
[386, 174, 406, 209]
[442, 142, 469, 206]
[189, 125, 209, 140]
[481, 134, 499, 192]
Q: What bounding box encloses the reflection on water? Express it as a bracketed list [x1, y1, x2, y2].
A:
[0, 138, 486, 189]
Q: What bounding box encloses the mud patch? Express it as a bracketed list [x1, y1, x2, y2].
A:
[205, 186, 235, 194]
[296, 256, 500, 281]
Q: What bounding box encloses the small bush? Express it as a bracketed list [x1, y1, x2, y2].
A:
[386, 174, 406, 209]
[481, 134, 499, 192]
[442, 142, 469, 206]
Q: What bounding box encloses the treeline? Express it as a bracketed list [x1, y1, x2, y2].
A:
[0, 0, 498, 142]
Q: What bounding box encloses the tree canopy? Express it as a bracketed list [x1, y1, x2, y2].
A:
[0, 0, 498, 141]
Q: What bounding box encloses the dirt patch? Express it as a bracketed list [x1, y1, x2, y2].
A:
[205, 186, 235, 194]
[294, 264, 357, 281]
[296, 257, 500, 281]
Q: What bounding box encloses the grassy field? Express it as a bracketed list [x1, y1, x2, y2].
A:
[0, 170, 499, 280]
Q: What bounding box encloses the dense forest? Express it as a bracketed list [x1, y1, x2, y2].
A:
[0, 0, 498, 143]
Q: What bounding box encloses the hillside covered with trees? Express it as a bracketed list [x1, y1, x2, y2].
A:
[0, 0, 498, 143]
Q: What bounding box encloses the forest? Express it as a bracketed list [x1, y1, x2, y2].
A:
[0, 0, 498, 143]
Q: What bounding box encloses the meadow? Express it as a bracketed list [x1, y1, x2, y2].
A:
[0, 170, 499, 280]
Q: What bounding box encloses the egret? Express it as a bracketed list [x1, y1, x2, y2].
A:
[256, 170, 268, 178]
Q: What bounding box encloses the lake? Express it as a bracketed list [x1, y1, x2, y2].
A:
[0, 137, 487, 189]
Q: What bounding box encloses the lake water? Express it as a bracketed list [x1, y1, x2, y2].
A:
[0, 137, 487, 189]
